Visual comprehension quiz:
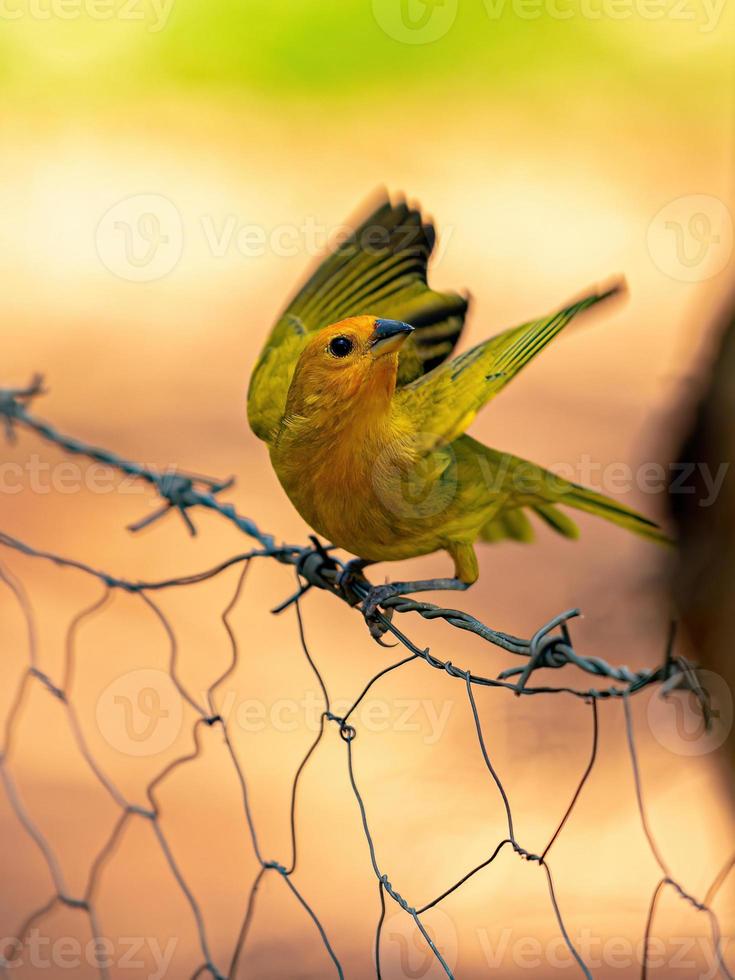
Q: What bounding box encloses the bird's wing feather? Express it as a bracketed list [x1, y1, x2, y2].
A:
[395, 285, 622, 450]
[247, 195, 468, 443]
[246, 315, 307, 443]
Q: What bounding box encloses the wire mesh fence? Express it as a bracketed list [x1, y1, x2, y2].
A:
[0, 375, 733, 980]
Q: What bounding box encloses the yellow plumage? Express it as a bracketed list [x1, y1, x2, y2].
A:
[248, 195, 667, 614]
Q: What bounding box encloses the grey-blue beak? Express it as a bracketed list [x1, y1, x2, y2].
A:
[369, 318, 414, 356]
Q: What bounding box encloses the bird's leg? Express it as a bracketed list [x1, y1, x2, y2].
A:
[337, 558, 374, 606]
[362, 578, 469, 640]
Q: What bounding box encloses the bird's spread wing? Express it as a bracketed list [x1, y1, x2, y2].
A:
[247, 194, 469, 443]
[395, 285, 622, 450]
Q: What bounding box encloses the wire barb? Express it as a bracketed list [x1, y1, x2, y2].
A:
[0, 373, 46, 443]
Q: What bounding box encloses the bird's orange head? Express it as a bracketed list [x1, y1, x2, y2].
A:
[284, 315, 413, 421]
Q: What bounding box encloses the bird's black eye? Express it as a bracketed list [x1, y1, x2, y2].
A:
[328, 336, 354, 358]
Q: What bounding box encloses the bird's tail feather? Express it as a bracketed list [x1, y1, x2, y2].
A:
[560, 484, 672, 545]
[471, 439, 671, 547]
[480, 488, 670, 546]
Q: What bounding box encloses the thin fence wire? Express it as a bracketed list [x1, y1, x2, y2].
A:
[0, 376, 733, 979]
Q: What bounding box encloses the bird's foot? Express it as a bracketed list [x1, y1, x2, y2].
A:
[361, 584, 398, 642]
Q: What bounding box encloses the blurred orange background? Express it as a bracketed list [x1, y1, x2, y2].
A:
[1, 0, 734, 976]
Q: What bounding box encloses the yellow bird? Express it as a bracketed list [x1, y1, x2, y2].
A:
[248, 196, 666, 630]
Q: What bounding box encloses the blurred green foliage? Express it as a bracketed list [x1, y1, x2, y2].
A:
[0, 0, 729, 112]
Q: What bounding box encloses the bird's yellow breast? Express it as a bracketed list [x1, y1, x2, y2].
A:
[270, 407, 447, 562]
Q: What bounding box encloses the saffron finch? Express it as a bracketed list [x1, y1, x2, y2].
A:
[248, 195, 666, 628]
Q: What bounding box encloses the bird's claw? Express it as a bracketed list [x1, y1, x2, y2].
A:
[361, 584, 398, 642]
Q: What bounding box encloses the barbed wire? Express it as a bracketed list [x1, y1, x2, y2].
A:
[0, 375, 733, 979]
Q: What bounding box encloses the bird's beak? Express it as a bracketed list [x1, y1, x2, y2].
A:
[369, 318, 414, 357]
